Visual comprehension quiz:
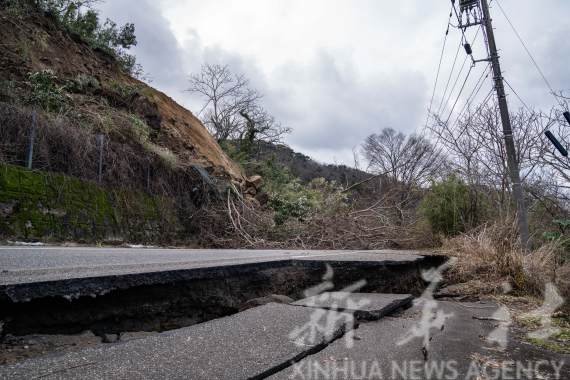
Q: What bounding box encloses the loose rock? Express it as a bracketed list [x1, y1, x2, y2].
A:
[2, 334, 16, 344]
[246, 175, 264, 190]
[244, 187, 256, 196]
[244, 195, 261, 208]
[101, 333, 118, 343]
[239, 294, 293, 312]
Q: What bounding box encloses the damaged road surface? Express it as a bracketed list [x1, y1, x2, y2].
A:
[0, 247, 439, 369]
[269, 300, 570, 380]
[0, 247, 428, 303]
[0, 303, 354, 379]
[0, 293, 416, 379]
[0, 248, 567, 379]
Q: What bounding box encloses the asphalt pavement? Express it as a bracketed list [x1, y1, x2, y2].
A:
[0, 294, 416, 379]
[0, 247, 424, 286]
[270, 300, 570, 380]
[2, 296, 566, 379]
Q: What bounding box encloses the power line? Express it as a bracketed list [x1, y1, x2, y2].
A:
[444, 64, 474, 125]
[437, 28, 481, 119]
[438, 54, 470, 119]
[436, 38, 463, 116]
[494, 0, 558, 102]
[437, 88, 496, 165]
[503, 78, 532, 114]
[437, 68, 493, 166]
[448, 64, 492, 133]
[425, 5, 455, 128]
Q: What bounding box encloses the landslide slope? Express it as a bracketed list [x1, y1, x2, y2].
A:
[0, 12, 244, 182]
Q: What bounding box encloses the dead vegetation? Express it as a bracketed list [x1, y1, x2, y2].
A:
[440, 215, 570, 313]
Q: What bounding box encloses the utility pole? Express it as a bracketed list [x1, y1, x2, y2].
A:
[459, 0, 531, 252]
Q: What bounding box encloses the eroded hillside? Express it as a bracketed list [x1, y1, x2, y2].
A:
[0, 12, 244, 182]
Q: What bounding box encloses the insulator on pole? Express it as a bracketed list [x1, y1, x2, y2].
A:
[564, 111, 570, 126]
[464, 43, 473, 55]
[545, 130, 568, 157]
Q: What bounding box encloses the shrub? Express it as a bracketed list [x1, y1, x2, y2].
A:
[107, 81, 153, 99]
[269, 182, 314, 222]
[420, 172, 469, 237]
[0, 79, 16, 99]
[129, 114, 152, 144]
[76, 73, 99, 88]
[442, 216, 570, 313]
[542, 219, 570, 265]
[3, 0, 147, 80]
[240, 155, 348, 224]
[21, 70, 73, 112]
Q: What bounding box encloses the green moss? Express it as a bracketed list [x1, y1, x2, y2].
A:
[19, 170, 47, 196]
[68, 177, 92, 203]
[0, 165, 21, 193]
[0, 191, 20, 204]
[0, 163, 183, 242]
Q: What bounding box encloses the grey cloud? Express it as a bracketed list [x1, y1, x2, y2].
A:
[263, 48, 428, 160]
[97, 0, 187, 91]
[95, 0, 569, 166]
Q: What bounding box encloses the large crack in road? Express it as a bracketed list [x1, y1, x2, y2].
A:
[0, 248, 445, 372]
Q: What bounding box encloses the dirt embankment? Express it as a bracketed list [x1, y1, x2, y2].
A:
[0, 13, 244, 182]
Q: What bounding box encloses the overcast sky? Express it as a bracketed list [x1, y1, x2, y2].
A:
[97, 0, 570, 166]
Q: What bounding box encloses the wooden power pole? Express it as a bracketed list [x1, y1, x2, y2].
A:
[460, 0, 531, 252]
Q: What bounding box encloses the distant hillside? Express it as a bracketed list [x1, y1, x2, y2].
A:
[254, 142, 374, 186]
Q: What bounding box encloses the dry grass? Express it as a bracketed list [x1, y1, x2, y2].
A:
[441, 215, 570, 312]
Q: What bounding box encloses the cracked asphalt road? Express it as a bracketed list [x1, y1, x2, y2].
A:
[0, 247, 424, 286]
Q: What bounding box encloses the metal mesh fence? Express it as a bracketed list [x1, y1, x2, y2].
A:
[0, 103, 211, 215]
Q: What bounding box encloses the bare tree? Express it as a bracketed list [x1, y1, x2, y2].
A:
[352, 146, 362, 182]
[185, 64, 291, 145]
[361, 127, 444, 192]
[426, 101, 547, 210]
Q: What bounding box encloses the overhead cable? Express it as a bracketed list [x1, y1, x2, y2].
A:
[436, 38, 463, 116]
[437, 28, 481, 119]
[444, 64, 474, 125]
[425, 4, 455, 128]
[494, 0, 558, 103]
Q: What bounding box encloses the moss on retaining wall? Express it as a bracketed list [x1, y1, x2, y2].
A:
[0, 164, 183, 242]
